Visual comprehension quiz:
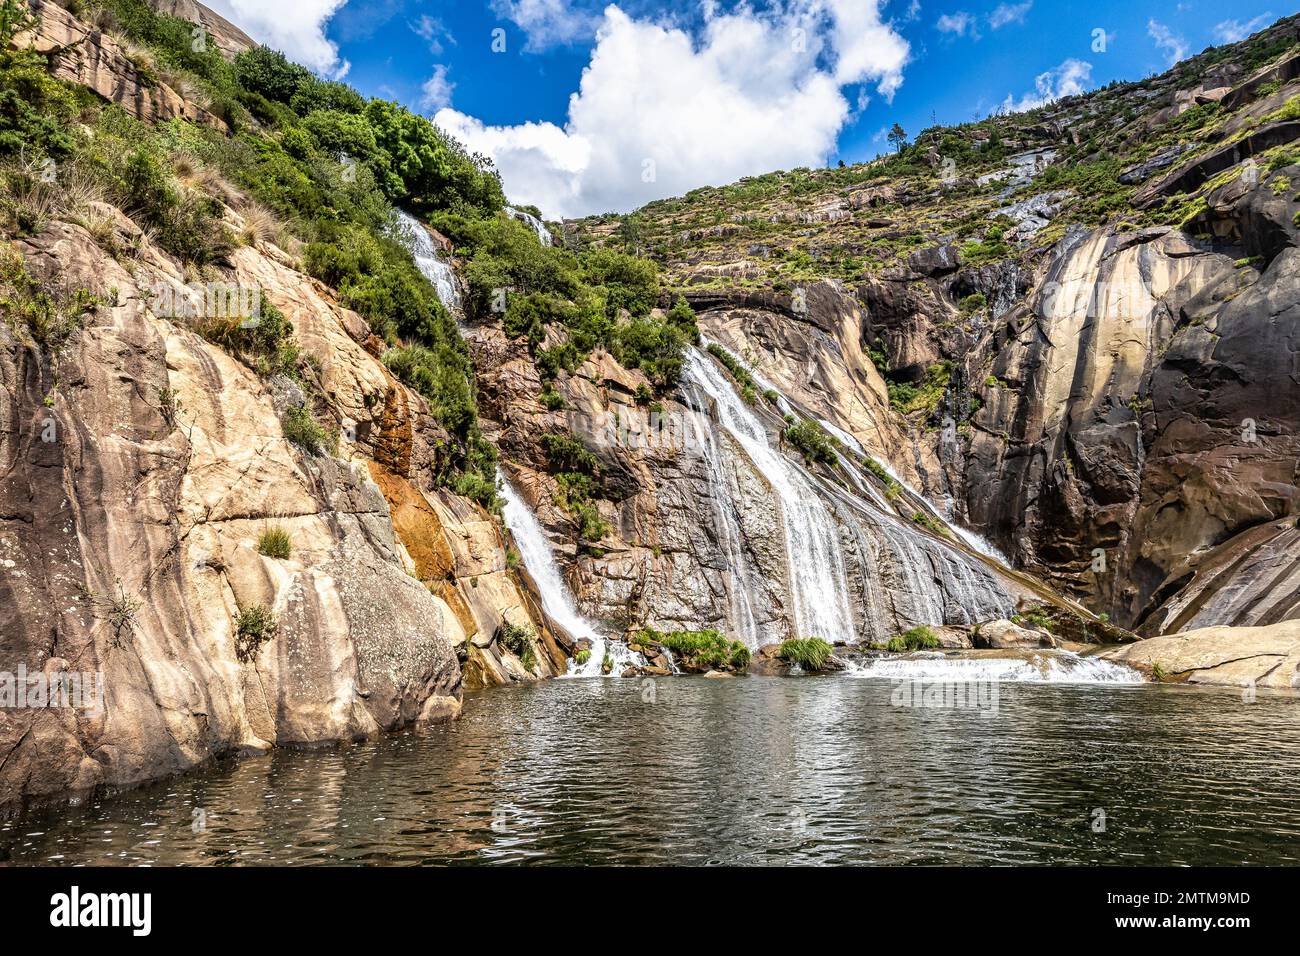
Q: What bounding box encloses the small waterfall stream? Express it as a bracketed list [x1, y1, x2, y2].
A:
[395, 209, 461, 313]
[505, 205, 553, 246]
[498, 472, 644, 677]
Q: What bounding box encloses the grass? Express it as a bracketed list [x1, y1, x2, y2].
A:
[784, 419, 839, 466]
[885, 626, 940, 652]
[256, 525, 292, 560]
[575, 649, 591, 666]
[777, 638, 834, 671]
[500, 620, 537, 671]
[641, 627, 751, 671]
[281, 404, 333, 455]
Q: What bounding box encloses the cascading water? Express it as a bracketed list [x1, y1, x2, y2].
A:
[395, 209, 461, 314]
[682, 343, 1018, 645]
[505, 206, 553, 246]
[497, 471, 644, 677]
[683, 349, 857, 644]
[845, 650, 1143, 684]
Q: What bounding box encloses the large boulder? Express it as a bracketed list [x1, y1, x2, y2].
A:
[1104, 622, 1300, 689]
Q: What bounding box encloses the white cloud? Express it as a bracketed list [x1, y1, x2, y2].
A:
[490, 0, 599, 50]
[205, 0, 350, 77]
[437, 2, 911, 218]
[1001, 57, 1092, 112]
[411, 15, 455, 55]
[1213, 14, 1272, 44]
[420, 65, 455, 112]
[1147, 18, 1188, 66]
[936, 11, 973, 35]
[988, 1, 1032, 29]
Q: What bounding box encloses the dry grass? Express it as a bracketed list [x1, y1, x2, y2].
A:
[0, 155, 57, 234]
[239, 205, 280, 248]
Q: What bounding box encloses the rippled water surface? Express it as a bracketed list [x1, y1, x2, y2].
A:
[5, 676, 1300, 865]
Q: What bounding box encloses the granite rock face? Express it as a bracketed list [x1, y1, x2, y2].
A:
[0, 206, 550, 813]
[14, 1, 231, 131]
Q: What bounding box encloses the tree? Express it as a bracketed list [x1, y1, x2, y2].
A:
[887, 123, 908, 153]
[233, 47, 312, 104]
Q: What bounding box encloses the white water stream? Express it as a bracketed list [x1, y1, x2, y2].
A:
[498, 472, 644, 677]
[683, 349, 857, 644]
[846, 650, 1143, 684]
[395, 209, 461, 313]
[505, 205, 553, 246]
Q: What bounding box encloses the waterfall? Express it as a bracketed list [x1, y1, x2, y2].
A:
[683, 349, 857, 644]
[505, 206, 553, 246]
[678, 376, 765, 648]
[497, 471, 644, 677]
[395, 209, 461, 314]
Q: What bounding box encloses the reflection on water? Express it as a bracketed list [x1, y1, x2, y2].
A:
[4, 677, 1299, 865]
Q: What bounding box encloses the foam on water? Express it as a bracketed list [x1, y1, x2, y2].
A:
[846, 650, 1144, 684]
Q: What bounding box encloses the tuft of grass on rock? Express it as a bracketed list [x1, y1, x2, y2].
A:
[777, 637, 834, 671]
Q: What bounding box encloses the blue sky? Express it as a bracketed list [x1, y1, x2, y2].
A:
[207, 1, 1293, 217]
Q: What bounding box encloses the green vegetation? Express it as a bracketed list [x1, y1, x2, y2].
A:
[575, 649, 592, 666]
[888, 361, 953, 416]
[641, 627, 751, 671]
[256, 525, 292, 560]
[777, 637, 834, 671]
[280, 404, 334, 455]
[0, 0, 511, 506]
[234, 604, 277, 662]
[500, 620, 537, 671]
[706, 341, 758, 400]
[540, 431, 610, 542]
[885, 626, 940, 652]
[863, 456, 903, 498]
[0, 244, 101, 348]
[1011, 607, 1055, 633]
[784, 419, 839, 466]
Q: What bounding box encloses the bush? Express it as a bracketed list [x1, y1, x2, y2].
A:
[115, 148, 234, 266]
[234, 604, 277, 662]
[280, 404, 333, 454]
[890, 626, 940, 651]
[777, 638, 834, 671]
[256, 525, 292, 560]
[500, 620, 537, 671]
[785, 419, 839, 466]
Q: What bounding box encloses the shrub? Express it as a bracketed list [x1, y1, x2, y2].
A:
[500, 620, 537, 671]
[785, 419, 839, 466]
[280, 404, 333, 454]
[256, 525, 292, 560]
[234, 604, 277, 662]
[777, 638, 834, 671]
[575, 649, 592, 666]
[959, 293, 987, 313]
